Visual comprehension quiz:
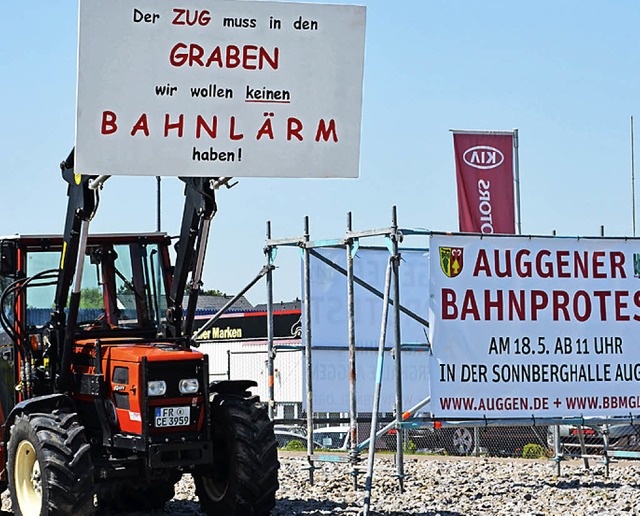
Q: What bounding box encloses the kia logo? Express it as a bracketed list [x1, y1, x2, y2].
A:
[463, 146, 504, 170]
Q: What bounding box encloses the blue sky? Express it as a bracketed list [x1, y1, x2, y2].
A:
[3, 1, 640, 304]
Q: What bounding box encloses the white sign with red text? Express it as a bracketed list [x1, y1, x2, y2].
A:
[75, 0, 366, 177]
[429, 233, 640, 419]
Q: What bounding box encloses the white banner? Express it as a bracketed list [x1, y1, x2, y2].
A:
[308, 248, 430, 348]
[429, 233, 640, 418]
[76, 0, 366, 177]
[308, 349, 430, 413]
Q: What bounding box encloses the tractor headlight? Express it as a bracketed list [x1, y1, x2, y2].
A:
[179, 378, 199, 394]
[147, 380, 167, 396]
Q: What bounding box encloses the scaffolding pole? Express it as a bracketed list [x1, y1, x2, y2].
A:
[363, 255, 394, 516]
[265, 221, 276, 419]
[346, 212, 360, 490]
[302, 216, 315, 485]
[390, 206, 405, 493]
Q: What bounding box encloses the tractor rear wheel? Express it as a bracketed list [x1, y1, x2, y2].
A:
[7, 410, 95, 516]
[194, 394, 279, 515]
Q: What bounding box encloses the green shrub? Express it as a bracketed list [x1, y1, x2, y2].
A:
[283, 439, 305, 451]
[522, 443, 547, 459]
[406, 439, 417, 454]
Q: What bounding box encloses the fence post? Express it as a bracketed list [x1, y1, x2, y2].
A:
[553, 425, 562, 476]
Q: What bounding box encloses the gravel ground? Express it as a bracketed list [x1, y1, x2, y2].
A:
[3, 452, 640, 514]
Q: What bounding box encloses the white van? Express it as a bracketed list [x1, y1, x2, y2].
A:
[313, 426, 350, 451]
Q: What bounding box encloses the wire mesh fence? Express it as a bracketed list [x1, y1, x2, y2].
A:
[202, 343, 640, 465]
[273, 416, 552, 458]
[271, 415, 640, 465]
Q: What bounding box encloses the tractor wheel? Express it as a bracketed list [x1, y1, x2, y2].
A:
[7, 410, 95, 516]
[194, 394, 279, 515]
[96, 476, 178, 512]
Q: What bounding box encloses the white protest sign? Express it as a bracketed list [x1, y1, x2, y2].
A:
[76, 0, 366, 177]
[429, 233, 640, 419]
[307, 248, 430, 348]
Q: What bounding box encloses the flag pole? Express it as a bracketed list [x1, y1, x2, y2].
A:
[632, 116, 636, 237]
[513, 128, 521, 235]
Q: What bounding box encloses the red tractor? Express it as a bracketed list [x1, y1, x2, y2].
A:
[0, 152, 279, 514]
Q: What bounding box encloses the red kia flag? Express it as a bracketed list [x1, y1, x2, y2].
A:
[452, 131, 516, 234]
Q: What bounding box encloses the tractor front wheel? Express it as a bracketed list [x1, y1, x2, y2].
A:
[7, 410, 95, 516]
[194, 394, 279, 515]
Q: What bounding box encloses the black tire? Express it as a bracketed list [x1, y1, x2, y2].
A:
[194, 394, 279, 515]
[7, 409, 95, 516]
[96, 476, 178, 512]
[445, 427, 474, 455]
[0, 380, 7, 497]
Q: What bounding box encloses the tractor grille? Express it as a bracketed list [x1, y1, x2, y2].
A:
[144, 358, 208, 443]
[146, 359, 205, 398]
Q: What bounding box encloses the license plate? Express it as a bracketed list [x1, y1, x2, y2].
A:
[155, 406, 190, 427]
[571, 428, 595, 436]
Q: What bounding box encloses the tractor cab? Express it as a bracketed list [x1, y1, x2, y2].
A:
[0, 233, 202, 431]
[2, 233, 170, 336]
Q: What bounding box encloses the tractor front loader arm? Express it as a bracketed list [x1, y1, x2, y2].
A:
[165, 177, 217, 341]
[51, 150, 108, 390]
